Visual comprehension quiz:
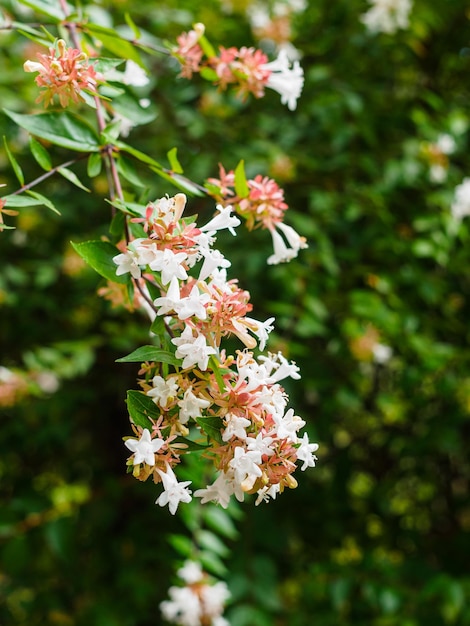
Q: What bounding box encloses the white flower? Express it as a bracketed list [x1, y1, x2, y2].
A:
[451, 178, 470, 221]
[125, 428, 165, 466]
[147, 375, 179, 408]
[372, 343, 393, 364]
[156, 464, 192, 514]
[437, 133, 456, 155]
[267, 228, 298, 265]
[255, 483, 280, 505]
[200, 581, 231, 618]
[160, 586, 201, 626]
[177, 285, 210, 320]
[361, 0, 412, 34]
[122, 59, 150, 87]
[246, 432, 275, 457]
[429, 164, 447, 184]
[149, 248, 188, 285]
[172, 326, 217, 371]
[153, 275, 182, 316]
[113, 249, 141, 279]
[198, 248, 231, 281]
[194, 472, 237, 508]
[262, 49, 304, 111]
[177, 387, 211, 424]
[229, 446, 262, 491]
[222, 413, 251, 442]
[245, 316, 275, 351]
[200, 204, 241, 236]
[296, 432, 319, 471]
[177, 561, 203, 584]
[273, 407, 305, 442]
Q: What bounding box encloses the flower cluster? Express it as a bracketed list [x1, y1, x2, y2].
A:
[24, 39, 100, 107]
[160, 561, 230, 626]
[172, 25, 304, 110]
[206, 164, 307, 264]
[115, 193, 316, 514]
[361, 0, 412, 34]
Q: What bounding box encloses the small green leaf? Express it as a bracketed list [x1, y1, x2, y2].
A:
[18, 0, 65, 20]
[86, 24, 143, 66]
[209, 356, 226, 393]
[152, 169, 205, 197]
[3, 195, 45, 208]
[126, 390, 159, 429]
[29, 136, 52, 171]
[196, 529, 231, 558]
[87, 153, 102, 178]
[199, 67, 219, 82]
[58, 167, 90, 192]
[125, 12, 141, 40]
[93, 57, 125, 74]
[203, 506, 239, 539]
[26, 190, 60, 214]
[198, 35, 216, 59]
[234, 159, 249, 198]
[196, 416, 224, 443]
[167, 147, 183, 174]
[3, 110, 100, 153]
[71, 240, 128, 283]
[117, 156, 146, 188]
[172, 437, 209, 452]
[116, 346, 179, 366]
[3, 137, 24, 186]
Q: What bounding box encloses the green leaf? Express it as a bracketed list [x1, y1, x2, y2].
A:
[198, 35, 216, 59]
[209, 355, 226, 393]
[152, 169, 205, 197]
[3, 110, 100, 153]
[93, 57, 125, 74]
[25, 190, 60, 214]
[167, 147, 183, 174]
[18, 0, 66, 20]
[196, 416, 224, 443]
[3, 137, 24, 186]
[86, 24, 143, 66]
[116, 346, 179, 366]
[87, 153, 102, 178]
[2, 195, 45, 208]
[58, 167, 91, 192]
[199, 67, 219, 82]
[196, 529, 231, 558]
[126, 390, 159, 429]
[172, 437, 209, 452]
[125, 12, 141, 40]
[199, 551, 228, 577]
[71, 240, 128, 284]
[116, 156, 146, 188]
[29, 136, 52, 171]
[115, 140, 164, 169]
[234, 159, 249, 198]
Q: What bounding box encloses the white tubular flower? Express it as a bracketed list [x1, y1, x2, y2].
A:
[147, 375, 179, 408]
[200, 581, 231, 620]
[273, 407, 306, 442]
[436, 133, 456, 155]
[200, 204, 241, 236]
[125, 428, 165, 466]
[262, 49, 304, 111]
[194, 472, 236, 509]
[267, 228, 298, 265]
[198, 248, 231, 282]
[153, 275, 182, 316]
[276, 221, 308, 252]
[149, 248, 188, 285]
[177, 285, 210, 320]
[156, 464, 192, 515]
[255, 483, 280, 506]
[177, 387, 211, 424]
[228, 446, 262, 491]
[222, 413, 251, 442]
[172, 326, 217, 371]
[160, 586, 201, 626]
[246, 432, 275, 457]
[177, 561, 204, 584]
[245, 316, 275, 351]
[296, 432, 319, 471]
[113, 250, 141, 279]
[361, 0, 412, 34]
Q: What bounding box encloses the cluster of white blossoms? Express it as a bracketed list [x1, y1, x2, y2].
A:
[451, 178, 470, 222]
[361, 0, 412, 34]
[160, 561, 230, 626]
[114, 193, 317, 515]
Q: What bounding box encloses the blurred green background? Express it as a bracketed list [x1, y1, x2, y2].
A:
[1, 0, 470, 624]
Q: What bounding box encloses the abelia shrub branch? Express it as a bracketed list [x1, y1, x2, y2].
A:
[172, 23, 304, 110]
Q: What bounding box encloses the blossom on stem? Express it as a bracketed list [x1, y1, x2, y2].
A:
[24, 39, 100, 107]
[156, 463, 192, 515]
[451, 178, 470, 222]
[125, 428, 165, 466]
[261, 49, 304, 111]
[172, 326, 217, 371]
[361, 0, 413, 34]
